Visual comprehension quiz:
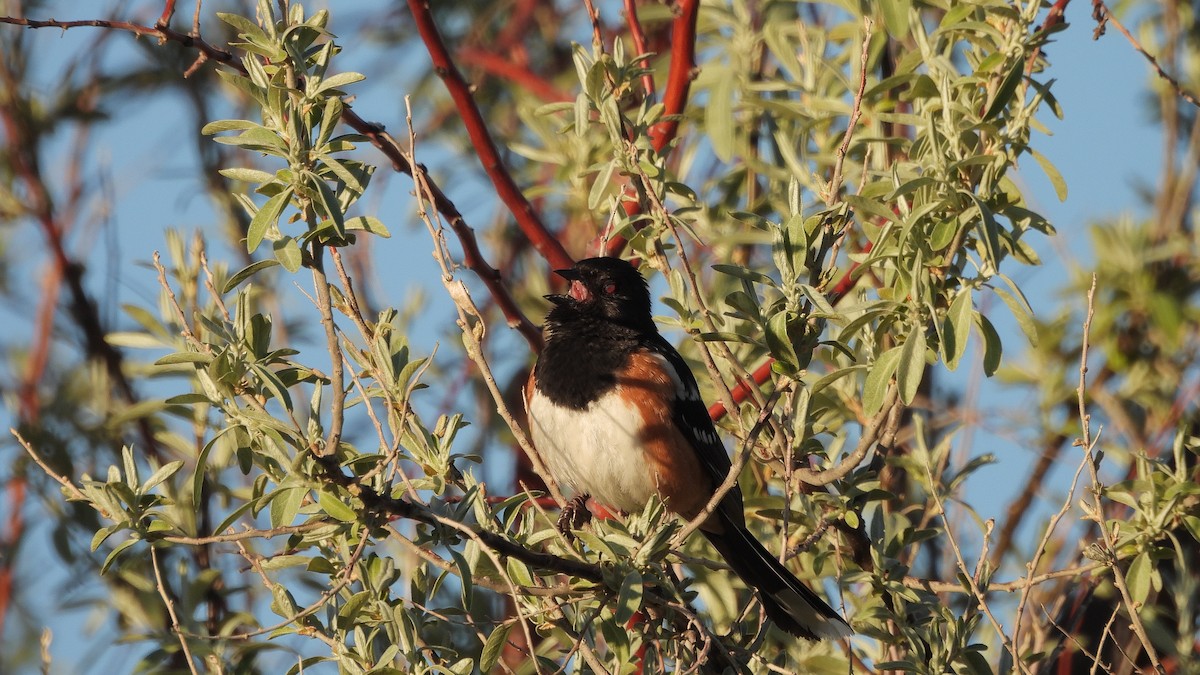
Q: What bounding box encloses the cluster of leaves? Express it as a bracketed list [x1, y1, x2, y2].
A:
[203, 3, 386, 268]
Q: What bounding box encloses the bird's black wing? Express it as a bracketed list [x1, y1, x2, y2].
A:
[641, 334, 745, 521]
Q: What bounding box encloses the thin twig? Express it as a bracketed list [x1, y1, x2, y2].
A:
[310, 246, 345, 457]
[1075, 274, 1164, 672]
[903, 562, 1106, 594]
[161, 522, 330, 545]
[825, 18, 873, 206]
[924, 451, 1029, 673]
[1013, 425, 1094, 650]
[671, 388, 783, 547]
[1040, 603, 1114, 674]
[1092, 1, 1200, 108]
[791, 383, 899, 486]
[11, 429, 86, 502]
[149, 546, 201, 675]
[404, 97, 567, 507]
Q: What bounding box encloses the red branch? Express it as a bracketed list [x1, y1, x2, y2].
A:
[0, 478, 24, 640]
[623, 0, 656, 98]
[157, 0, 177, 27]
[600, 0, 700, 257]
[406, 0, 574, 271]
[648, 0, 699, 152]
[458, 47, 571, 103]
[1026, 0, 1072, 74]
[492, 0, 540, 54]
[708, 359, 773, 421]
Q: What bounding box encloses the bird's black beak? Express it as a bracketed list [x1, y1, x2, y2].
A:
[549, 266, 591, 304]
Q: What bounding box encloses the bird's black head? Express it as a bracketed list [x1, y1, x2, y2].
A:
[545, 257, 654, 330]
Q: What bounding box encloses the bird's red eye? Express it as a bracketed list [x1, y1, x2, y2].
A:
[603, 282, 617, 295]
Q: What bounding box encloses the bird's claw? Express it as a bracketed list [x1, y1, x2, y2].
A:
[557, 494, 592, 540]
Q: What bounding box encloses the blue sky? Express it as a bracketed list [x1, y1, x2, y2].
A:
[0, 1, 1175, 671]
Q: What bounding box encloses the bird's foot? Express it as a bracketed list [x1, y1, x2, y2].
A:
[557, 494, 592, 540]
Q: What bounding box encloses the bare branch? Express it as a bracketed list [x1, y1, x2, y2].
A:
[1091, 1, 1200, 108]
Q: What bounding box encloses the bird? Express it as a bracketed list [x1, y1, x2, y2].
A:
[524, 256, 851, 641]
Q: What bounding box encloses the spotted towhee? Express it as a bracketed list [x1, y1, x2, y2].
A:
[525, 256, 851, 640]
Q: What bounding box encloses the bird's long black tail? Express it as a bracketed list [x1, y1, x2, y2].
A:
[704, 524, 851, 640]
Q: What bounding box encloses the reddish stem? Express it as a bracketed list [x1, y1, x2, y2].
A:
[708, 359, 774, 421]
[458, 47, 572, 102]
[157, 0, 176, 27]
[600, 0, 701, 257]
[1026, 0, 1072, 73]
[623, 0, 656, 98]
[648, 0, 699, 153]
[406, 0, 574, 271]
[626, 609, 649, 673]
[0, 477, 24, 642]
[492, 0, 540, 54]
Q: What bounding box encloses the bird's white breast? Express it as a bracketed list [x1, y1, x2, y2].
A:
[526, 388, 657, 513]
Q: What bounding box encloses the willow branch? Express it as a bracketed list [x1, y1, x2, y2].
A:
[405, 0, 573, 269]
[1092, 1, 1200, 108]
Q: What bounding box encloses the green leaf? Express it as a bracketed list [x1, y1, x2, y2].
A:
[983, 57, 1024, 121]
[217, 12, 271, 45]
[863, 346, 903, 415]
[122, 445, 139, 488]
[1126, 551, 1151, 604]
[713, 264, 776, 287]
[154, 351, 213, 366]
[993, 276, 1038, 347]
[247, 189, 292, 254]
[273, 237, 303, 273]
[92, 523, 124, 552]
[897, 328, 927, 405]
[200, 119, 259, 135]
[319, 155, 366, 195]
[880, 0, 911, 40]
[223, 259, 281, 294]
[479, 623, 514, 672]
[101, 537, 138, 575]
[140, 461, 184, 494]
[105, 332, 166, 349]
[314, 71, 366, 95]
[588, 159, 616, 210]
[1029, 147, 1067, 201]
[318, 490, 358, 523]
[219, 167, 275, 184]
[214, 126, 288, 154]
[614, 570, 644, 625]
[975, 312, 1003, 376]
[312, 176, 345, 235]
[194, 428, 232, 512]
[269, 486, 306, 527]
[765, 310, 800, 373]
[944, 290, 972, 370]
[705, 67, 736, 162]
[344, 216, 390, 238]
